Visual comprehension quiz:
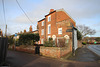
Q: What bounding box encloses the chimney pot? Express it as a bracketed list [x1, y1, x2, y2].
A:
[49, 9, 54, 13]
[29, 25, 32, 32]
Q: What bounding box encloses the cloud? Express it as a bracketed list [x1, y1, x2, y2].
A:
[13, 0, 100, 23]
[1, 0, 100, 36]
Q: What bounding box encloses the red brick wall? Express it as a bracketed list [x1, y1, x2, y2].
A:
[38, 19, 45, 41]
[40, 46, 71, 58]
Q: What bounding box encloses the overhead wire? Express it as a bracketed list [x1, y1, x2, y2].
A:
[2, 0, 6, 25]
[16, 0, 33, 24]
[2, 0, 7, 36]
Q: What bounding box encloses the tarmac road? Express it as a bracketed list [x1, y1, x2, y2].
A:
[67, 46, 100, 62]
[88, 45, 100, 56]
[6, 49, 100, 67]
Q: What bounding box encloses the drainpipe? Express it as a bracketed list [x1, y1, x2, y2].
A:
[45, 18, 46, 41]
[55, 11, 58, 46]
[69, 19, 75, 56]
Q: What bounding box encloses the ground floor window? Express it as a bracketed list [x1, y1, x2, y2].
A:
[41, 39, 44, 44]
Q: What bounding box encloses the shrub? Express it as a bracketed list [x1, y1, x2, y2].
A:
[77, 30, 82, 40]
[44, 38, 55, 47]
[82, 42, 86, 45]
[19, 33, 40, 45]
[58, 38, 66, 47]
[8, 37, 14, 45]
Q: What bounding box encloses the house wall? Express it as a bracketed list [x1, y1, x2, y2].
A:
[38, 9, 76, 44]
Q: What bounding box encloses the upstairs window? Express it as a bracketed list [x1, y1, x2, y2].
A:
[48, 24, 51, 34]
[42, 21, 44, 26]
[48, 15, 51, 22]
[58, 28, 62, 34]
[41, 29, 44, 35]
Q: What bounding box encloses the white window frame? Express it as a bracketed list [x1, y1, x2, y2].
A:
[48, 24, 51, 34]
[41, 39, 44, 44]
[41, 29, 44, 35]
[48, 15, 51, 22]
[42, 21, 44, 26]
[58, 28, 62, 34]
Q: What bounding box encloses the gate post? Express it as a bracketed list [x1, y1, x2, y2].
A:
[0, 37, 8, 65]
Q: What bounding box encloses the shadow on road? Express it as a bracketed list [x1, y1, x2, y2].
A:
[6, 50, 40, 67]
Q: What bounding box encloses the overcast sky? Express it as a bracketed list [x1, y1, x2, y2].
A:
[0, 0, 100, 37]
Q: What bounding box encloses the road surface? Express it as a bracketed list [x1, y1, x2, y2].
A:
[5, 50, 100, 67]
[88, 45, 100, 56]
[67, 46, 100, 62]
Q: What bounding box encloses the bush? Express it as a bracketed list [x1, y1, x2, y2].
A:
[77, 30, 82, 40]
[8, 37, 14, 45]
[44, 38, 55, 47]
[82, 42, 86, 45]
[58, 38, 66, 47]
[19, 33, 40, 45]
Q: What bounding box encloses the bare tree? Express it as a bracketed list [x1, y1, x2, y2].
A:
[77, 25, 96, 39]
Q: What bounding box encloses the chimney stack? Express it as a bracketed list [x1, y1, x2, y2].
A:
[20, 31, 22, 34]
[29, 25, 32, 32]
[49, 9, 54, 13]
[24, 29, 26, 33]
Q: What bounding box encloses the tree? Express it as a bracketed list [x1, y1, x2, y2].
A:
[77, 30, 82, 40]
[95, 37, 100, 42]
[33, 33, 40, 43]
[8, 36, 14, 45]
[77, 25, 96, 39]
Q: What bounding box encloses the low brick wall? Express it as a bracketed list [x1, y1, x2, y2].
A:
[16, 47, 35, 53]
[40, 46, 71, 58]
[9, 45, 35, 54]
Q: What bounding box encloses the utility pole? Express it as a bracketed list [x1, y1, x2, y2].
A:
[5, 24, 7, 37]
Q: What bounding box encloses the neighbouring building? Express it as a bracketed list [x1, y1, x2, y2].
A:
[13, 25, 38, 40]
[37, 8, 76, 45]
[17, 25, 38, 35]
[0, 29, 3, 37]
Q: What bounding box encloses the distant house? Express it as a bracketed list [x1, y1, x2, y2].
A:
[37, 8, 76, 45]
[83, 37, 100, 43]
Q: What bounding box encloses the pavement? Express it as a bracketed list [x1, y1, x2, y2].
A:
[5, 47, 100, 67]
[67, 46, 100, 62]
[87, 45, 100, 56]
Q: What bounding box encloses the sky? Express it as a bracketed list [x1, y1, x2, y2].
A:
[0, 0, 100, 37]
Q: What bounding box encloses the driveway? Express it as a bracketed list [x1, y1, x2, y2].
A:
[6, 50, 100, 67]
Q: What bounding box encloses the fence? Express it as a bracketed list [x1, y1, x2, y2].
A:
[0, 37, 8, 65]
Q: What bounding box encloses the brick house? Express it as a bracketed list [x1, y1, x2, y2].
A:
[37, 9, 76, 46]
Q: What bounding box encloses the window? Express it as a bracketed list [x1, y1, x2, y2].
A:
[58, 28, 62, 34]
[48, 15, 51, 22]
[42, 21, 44, 26]
[41, 39, 44, 44]
[41, 29, 44, 35]
[48, 24, 51, 34]
[48, 36, 51, 40]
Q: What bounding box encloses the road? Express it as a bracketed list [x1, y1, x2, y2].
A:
[67, 46, 100, 62]
[88, 45, 100, 56]
[5, 50, 100, 67]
